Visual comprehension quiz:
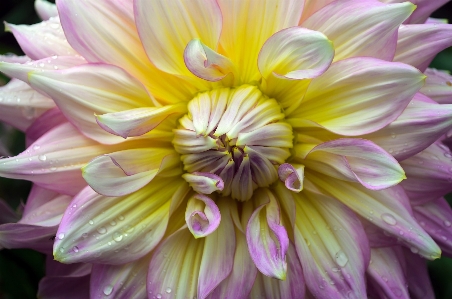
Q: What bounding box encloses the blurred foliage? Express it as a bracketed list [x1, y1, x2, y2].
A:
[0, 0, 452, 298]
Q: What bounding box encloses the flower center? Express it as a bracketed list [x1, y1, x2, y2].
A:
[172, 85, 294, 201]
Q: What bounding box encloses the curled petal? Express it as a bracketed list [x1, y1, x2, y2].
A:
[96, 104, 187, 139]
[246, 189, 289, 280]
[395, 24, 452, 72]
[278, 163, 305, 192]
[53, 179, 189, 264]
[182, 172, 224, 195]
[35, 0, 58, 20]
[82, 148, 181, 197]
[185, 194, 221, 238]
[258, 27, 334, 80]
[184, 39, 236, 82]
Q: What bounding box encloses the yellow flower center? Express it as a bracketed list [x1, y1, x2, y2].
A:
[172, 85, 294, 201]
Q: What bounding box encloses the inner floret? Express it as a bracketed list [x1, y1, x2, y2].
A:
[172, 85, 294, 201]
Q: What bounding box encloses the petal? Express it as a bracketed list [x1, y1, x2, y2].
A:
[35, 0, 58, 20]
[294, 190, 369, 299]
[361, 93, 452, 161]
[302, 138, 405, 190]
[258, 27, 334, 80]
[217, 0, 305, 82]
[96, 104, 187, 138]
[25, 107, 67, 146]
[278, 163, 305, 192]
[38, 272, 91, 299]
[90, 253, 151, 299]
[28, 64, 153, 144]
[400, 142, 452, 204]
[299, 0, 335, 23]
[82, 148, 181, 197]
[246, 189, 289, 280]
[0, 199, 18, 224]
[0, 54, 31, 64]
[302, 0, 414, 61]
[5, 17, 76, 60]
[19, 191, 71, 227]
[366, 247, 409, 299]
[421, 68, 452, 104]
[0, 223, 56, 253]
[381, 0, 450, 24]
[287, 57, 425, 136]
[183, 172, 224, 195]
[394, 24, 452, 72]
[0, 79, 55, 131]
[184, 39, 236, 82]
[250, 243, 305, 299]
[53, 179, 190, 264]
[402, 247, 435, 299]
[307, 172, 441, 259]
[135, 0, 222, 77]
[413, 197, 452, 256]
[185, 194, 221, 238]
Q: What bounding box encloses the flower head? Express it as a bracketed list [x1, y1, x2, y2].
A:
[1, 0, 452, 298]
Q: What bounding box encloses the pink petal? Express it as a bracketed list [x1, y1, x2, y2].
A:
[53, 179, 189, 264]
[182, 172, 224, 195]
[402, 247, 435, 299]
[28, 63, 152, 144]
[0, 199, 18, 224]
[0, 54, 31, 64]
[421, 68, 452, 104]
[25, 107, 66, 146]
[0, 79, 55, 131]
[96, 104, 186, 138]
[185, 194, 221, 238]
[35, 0, 58, 20]
[303, 138, 405, 190]
[5, 17, 76, 60]
[400, 142, 452, 204]
[0, 223, 56, 253]
[278, 163, 305, 192]
[366, 247, 409, 299]
[135, 0, 222, 76]
[258, 27, 334, 80]
[294, 190, 369, 299]
[381, 0, 450, 24]
[302, 0, 414, 61]
[394, 23, 452, 72]
[287, 57, 425, 136]
[82, 148, 180, 197]
[246, 189, 289, 280]
[362, 93, 452, 161]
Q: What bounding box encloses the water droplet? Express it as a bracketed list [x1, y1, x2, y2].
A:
[410, 247, 419, 254]
[39, 63, 45, 67]
[38, 155, 47, 161]
[110, 220, 117, 226]
[103, 285, 113, 296]
[335, 250, 348, 267]
[33, 145, 40, 150]
[381, 213, 397, 226]
[391, 287, 403, 297]
[58, 233, 65, 240]
[442, 235, 448, 241]
[50, 167, 57, 171]
[118, 215, 125, 221]
[89, 220, 94, 225]
[445, 153, 452, 158]
[156, 294, 162, 299]
[73, 246, 79, 253]
[82, 233, 88, 239]
[444, 220, 451, 227]
[59, 248, 64, 253]
[113, 232, 123, 242]
[97, 227, 107, 234]
[52, 55, 58, 59]
[166, 288, 172, 294]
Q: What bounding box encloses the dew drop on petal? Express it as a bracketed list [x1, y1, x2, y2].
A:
[82, 233, 88, 239]
[156, 294, 162, 299]
[97, 227, 107, 234]
[57, 233, 65, 240]
[410, 247, 419, 254]
[335, 250, 348, 267]
[113, 232, 123, 242]
[38, 155, 47, 161]
[73, 246, 79, 253]
[89, 219, 94, 225]
[166, 288, 172, 294]
[118, 215, 125, 221]
[110, 220, 117, 226]
[381, 213, 397, 226]
[103, 285, 113, 296]
[444, 220, 451, 227]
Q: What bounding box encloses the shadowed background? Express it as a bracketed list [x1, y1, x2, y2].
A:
[0, 0, 451, 298]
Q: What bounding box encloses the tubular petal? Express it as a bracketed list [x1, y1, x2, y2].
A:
[182, 173, 224, 195]
[5, 17, 76, 60]
[250, 243, 305, 299]
[0, 79, 55, 131]
[287, 57, 425, 136]
[135, 0, 222, 77]
[28, 64, 153, 144]
[217, 0, 305, 83]
[394, 24, 452, 72]
[258, 27, 334, 80]
[307, 172, 441, 259]
[82, 148, 181, 197]
[35, 0, 58, 20]
[278, 163, 305, 192]
[400, 142, 452, 204]
[302, 0, 414, 61]
[294, 191, 369, 299]
[246, 189, 289, 280]
[53, 179, 189, 264]
[96, 104, 187, 139]
[366, 247, 409, 299]
[185, 194, 221, 238]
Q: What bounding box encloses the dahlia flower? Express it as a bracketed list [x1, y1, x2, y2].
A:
[1, 0, 452, 298]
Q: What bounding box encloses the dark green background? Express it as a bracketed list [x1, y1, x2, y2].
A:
[0, 0, 451, 298]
